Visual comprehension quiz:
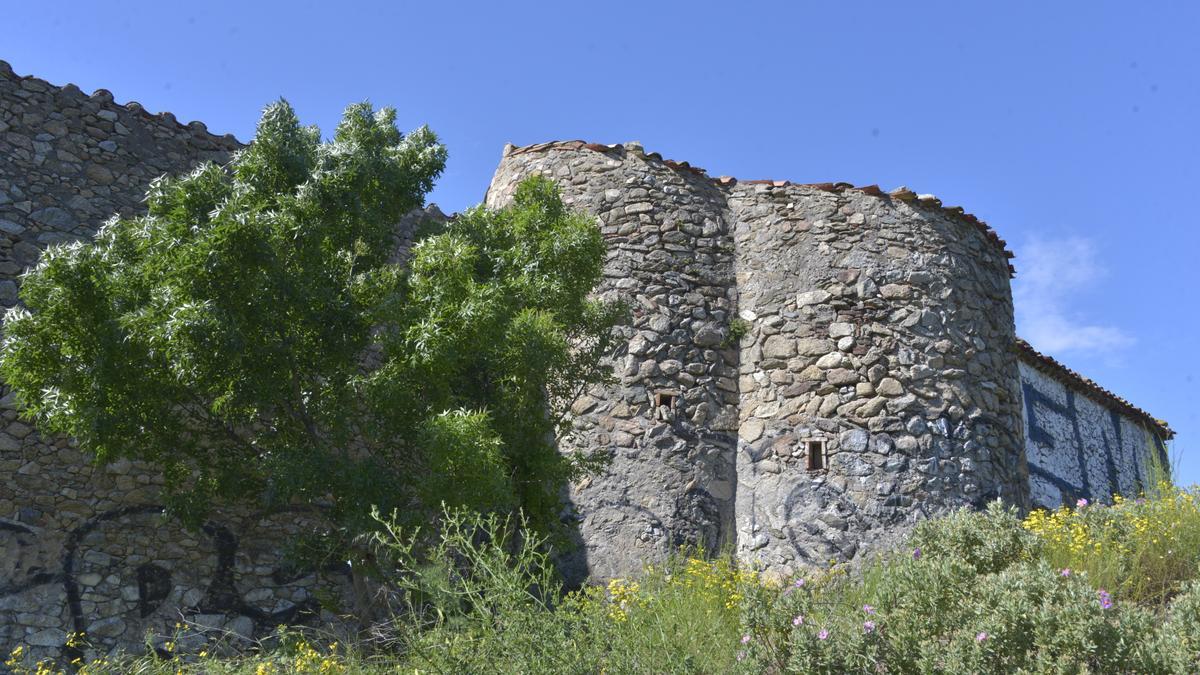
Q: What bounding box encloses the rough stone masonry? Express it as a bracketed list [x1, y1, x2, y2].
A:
[486, 141, 1172, 582]
[0, 63, 1174, 659]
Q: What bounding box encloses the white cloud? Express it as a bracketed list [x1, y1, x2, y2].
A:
[1013, 236, 1134, 355]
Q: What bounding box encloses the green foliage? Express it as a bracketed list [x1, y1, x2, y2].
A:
[722, 317, 751, 348]
[739, 499, 1200, 673]
[571, 557, 749, 673]
[366, 506, 574, 670]
[385, 177, 624, 532]
[909, 500, 1043, 575]
[1155, 578, 1200, 671]
[1143, 432, 1174, 492]
[0, 100, 618, 547]
[1023, 484, 1200, 605]
[363, 509, 747, 673]
[14, 496, 1200, 674]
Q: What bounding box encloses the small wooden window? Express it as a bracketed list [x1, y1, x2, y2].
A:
[806, 440, 826, 471]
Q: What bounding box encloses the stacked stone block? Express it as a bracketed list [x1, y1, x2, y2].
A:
[728, 182, 1028, 576]
[487, 142, 1032, 579]
[0, 61, 349, 662]
[0, 56, 1176, 657]
[486, 141, 740, 582]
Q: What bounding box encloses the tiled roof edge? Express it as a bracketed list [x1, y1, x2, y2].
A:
[1015, 337, 1173, 439]
[503, 140, 1016, 273]
[0, 59, 245, 149]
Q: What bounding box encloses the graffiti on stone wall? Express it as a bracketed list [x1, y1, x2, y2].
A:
[1022, 383, 1120, 503]
[0, 519, 55, 597]
[0, 505, 334, 658]
[736, 430, 871, 567]
[1020, 363, 1167, 509]
[780, 484, 868, 563]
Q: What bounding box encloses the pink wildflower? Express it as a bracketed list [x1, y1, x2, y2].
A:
[741, 634, 751, 644]
[863, 604, 875, 615]
[792, 615, 804, 626]
[783, 577, 805, 596]
[1060, 568, 1071, 577]
[1077, 498, 1089, 508]
[736, 651, 746, 662]
[976, 631, 989, 642]
[864, 621, 876, 633]
[818, 629, 829, 640]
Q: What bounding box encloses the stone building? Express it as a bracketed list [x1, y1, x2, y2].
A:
[0, 63, 1174, 658]
[486, 140, 1172, 582]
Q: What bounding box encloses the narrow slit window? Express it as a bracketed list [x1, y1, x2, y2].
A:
[806, 440, 825, 471]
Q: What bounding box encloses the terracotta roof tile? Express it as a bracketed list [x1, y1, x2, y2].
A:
[503, 140, 1017, 269]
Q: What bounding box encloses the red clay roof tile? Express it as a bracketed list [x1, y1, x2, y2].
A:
[503, 140, 1018, 269]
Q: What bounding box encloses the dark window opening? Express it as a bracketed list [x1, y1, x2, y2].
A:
[806, 440, 826, 472]
[654, 392, 679, 421]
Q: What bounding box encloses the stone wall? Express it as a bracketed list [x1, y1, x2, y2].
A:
[486, 141, 1034, 580]
[1018, 344, 1172, 508]
[486, 142, 740, 582]
[0, 61, 238, 291]
[1, 56, 1175, 658]
[0, 61, 350, 663]
[728, 181, 1027, 577]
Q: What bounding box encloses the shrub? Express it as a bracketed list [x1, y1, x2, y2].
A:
[909, 500, 1042, 575]
[1023, 483, 1200, 604]
[579, 557, 750, 672]
[1154, 579, 1200, 669]
[12, 491, 1200, 673]
[737, 499, 1191, 673]
[367, 508, 746, 673]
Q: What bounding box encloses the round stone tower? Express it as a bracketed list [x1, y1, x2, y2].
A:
[726, 181, 1027, 576]
[485, 141, 1029, 581]
[487, 141, 741, 582]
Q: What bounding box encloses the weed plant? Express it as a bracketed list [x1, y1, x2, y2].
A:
[10, 488, 1200, 674]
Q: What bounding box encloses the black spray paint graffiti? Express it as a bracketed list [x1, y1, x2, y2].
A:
[0, 519, 63, 599]
[746, 423, 1006, 566]
[2, 505, 328, 659]
[1022, 380, 1166, 506]
[580, 489, 723, 555]
[673, 488, 722, 552]
[741, 432, 870, 565]
[136, 563, 172, 618]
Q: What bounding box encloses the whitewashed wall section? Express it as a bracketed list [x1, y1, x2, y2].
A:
[1018, 360, 1169, 508]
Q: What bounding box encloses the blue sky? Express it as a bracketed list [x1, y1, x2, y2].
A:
[7, 1, 1198, 483]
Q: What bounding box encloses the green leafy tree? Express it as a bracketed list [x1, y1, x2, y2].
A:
[0, 100, 619, 554]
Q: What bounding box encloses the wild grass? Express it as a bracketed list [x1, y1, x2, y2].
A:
[1023, 483, 1200, 605]
[10, 485, 1200, 674]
